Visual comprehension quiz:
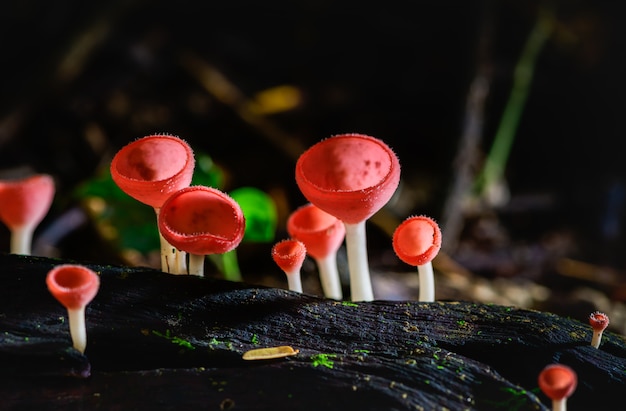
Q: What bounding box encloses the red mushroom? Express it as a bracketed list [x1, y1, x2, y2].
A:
[157, 186, 245, 277]
[272, 239, 307, 293]
[110, 134, 195, 274]
[295, 133, 400, 301]
[0, 174, 55, 255]
[589, 311, 609, 348]
[538, 364, 577, 411]
[287, 203, 345, 299]
[46, 264, 100, 354]
[392, 215, 442, 302]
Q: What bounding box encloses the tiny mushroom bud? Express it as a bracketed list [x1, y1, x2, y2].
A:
[110, 134, 195, 274]
[272, 239, 307, 293]
[538, 364, 577, 411]
[0, 174, 55, 255]
[295, 133, 400, 301]
[287, 203, 345, 300]
[46, 264, 100, 354]
[589, 311, 609, 348]
[158, 186, 245, 277]
[392, 215, 442, 302]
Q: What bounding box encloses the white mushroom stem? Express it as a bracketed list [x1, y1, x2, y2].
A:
[156, 209, 187, 274]
[552, 398, 567, 411]
[285, 270, 303, 293]
[417, 262, 435, 302]
[344, 221, 374, 302]
[67, 306, 87, 354]
[591, 329, 605, 349]
[10, 225, 35, 255]
[315, 254, 342, 300]
[188, 253, 205, 277]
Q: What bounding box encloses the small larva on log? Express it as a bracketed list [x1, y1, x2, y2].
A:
[242, 346, 299, 360]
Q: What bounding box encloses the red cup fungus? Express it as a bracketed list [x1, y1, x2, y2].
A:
[295, 133, 401, 301]
[538, 364, 577, 411]
[46, 264, 100, 354]
[0, 174, 55, 255]
[110, 134, 195, 274]
[158, 186, 245, 277]
[271, 239, 307, 293]
[392, 215, 442, 302]
[589, 311, 609, 348]
[287, 203, 345, 299]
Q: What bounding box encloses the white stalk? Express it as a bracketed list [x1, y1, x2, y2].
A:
[155, 208, 187, 274]
[591, 330, 604, 348]
[417, 262, 435, 302]
[286, 270, 303, 293]
[10, 225, 35, 255]
[67, 306, 87, 354]
[315, 254, 342, 300]
[188, 253, 205, 277]
[552, 398, 566, 411]
[344, 221, 373, 302]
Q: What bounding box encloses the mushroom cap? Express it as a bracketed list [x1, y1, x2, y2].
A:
[538, 364, 577, 401]
[392, 215, 442, 266]
[295, 133, 400, 224]
[110, 134, 195, 209]
[0, 174, 55, 230]
[287, 203, 345, 260]
[272, 239, 307, 275]
[158, 186, 245, 255]
[46, 264, 100, 310]
[589, 311, 609, 332]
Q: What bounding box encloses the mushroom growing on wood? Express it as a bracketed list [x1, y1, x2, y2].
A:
[287, 203, 345, 300]
[295, 133, 400, 301]
[538, 364, 577, 411]
[0, 174, 55, 255]
[392, 215, 442, 302]
[271, 239, 307, 293]
[110, 134, 195, 274]
[588, 311, 609, 348]
[158, 186, 245, 277]
[46, 264, 100, 354]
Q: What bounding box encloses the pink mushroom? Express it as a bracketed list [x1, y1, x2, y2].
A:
[538, 364, 577, 411]
[271, 239, 307, 293]
[46, 264, 100, 354]
[295, 133, 400, 301]
[392, 215, 442, 302]
[287, 203, 345, 299]
[110, 134, 195, 274]
[589, 311, 609, 348]
[0, 174, 55, 255]
[157, 186, 245, 277]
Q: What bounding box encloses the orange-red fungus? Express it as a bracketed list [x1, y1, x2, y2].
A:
[287, 203, 345, 260]
[46, 264, 100, 310]
[538, 364, 577, 405]
[392, 216, 442, 267]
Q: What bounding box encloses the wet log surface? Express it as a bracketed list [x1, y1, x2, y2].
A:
[1, 253, 625, 411]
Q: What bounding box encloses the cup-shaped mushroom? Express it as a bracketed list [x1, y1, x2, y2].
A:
[272, 239, 306, 293]
[589, 311, 609, 348]
[287, 203, 345, 299]
[158, 186, 246, 276]
[392, 216, 442, 302]
[0, 174, 55, 255]
[46, 264, 100, 354]
[538, 364, 577, 411]
[110, 134, 195, 274]
[295, 133, 401, 302]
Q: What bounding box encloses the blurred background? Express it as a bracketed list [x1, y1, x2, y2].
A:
[1, 0, 625, 332]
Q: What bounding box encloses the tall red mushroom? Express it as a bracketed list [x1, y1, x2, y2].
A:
[157, 186, 245, 277]
[110, 134, 195, 274]
[287, 203, 345, 300]
[589, 311, 609, 348]
[0, 174, 55, 255]
[46, 264, 100, 354]
[272, 239, 307, 293]
[295, 133, 400, 301]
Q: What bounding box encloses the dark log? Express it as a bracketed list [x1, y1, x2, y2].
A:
[0, 253, 624, 410]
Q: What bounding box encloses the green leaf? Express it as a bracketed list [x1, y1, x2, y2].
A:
[229, 187, 277, 243]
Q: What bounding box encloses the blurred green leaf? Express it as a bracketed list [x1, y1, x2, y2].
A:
[229, 186, 277, 243]
[191, 152, 225, 189]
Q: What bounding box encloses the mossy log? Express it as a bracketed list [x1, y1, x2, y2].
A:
[0, 253, 624, 410]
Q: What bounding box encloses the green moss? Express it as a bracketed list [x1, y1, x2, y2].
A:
[310, 353, 337, 369]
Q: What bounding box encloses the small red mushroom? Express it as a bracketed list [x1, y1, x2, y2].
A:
[295, 133, 401, 301]
[158, 186, 245, 277]
[0, 174, 55, 255]
[272, 239, 307, 293]
[538, 364, 577, 411]
[287, 203, 345, 299]
[46, 264, 100, 354]
[589, 311, 609, 348]
[392, 215, 442, 302]
[110, 134, 195, 274]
